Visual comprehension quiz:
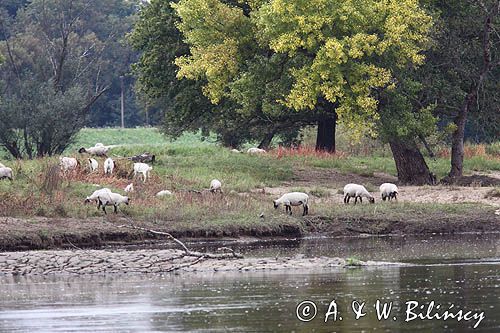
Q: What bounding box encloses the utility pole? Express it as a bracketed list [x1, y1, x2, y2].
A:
[120, 75, 125, 128]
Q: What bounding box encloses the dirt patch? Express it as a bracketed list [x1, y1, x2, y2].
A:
[259, 167, 500, 207]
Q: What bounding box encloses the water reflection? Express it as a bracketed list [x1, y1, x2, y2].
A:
[0, 234, 498, 332]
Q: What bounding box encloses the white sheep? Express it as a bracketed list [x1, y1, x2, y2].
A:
[247, 147, 266, 154]
[156, 190, 173, 197]
[0, 167, 13, 180]
[78, 145, 109, 156]
[209, 179, 223, 193]
[343, 184, 375, 204]
[84, 188, 112, 210]
[124, 183, 134, 193]
[379, 183, 399, 202]
[273, 192, 309, 216]
[59, 157, 79, 172]
[94, 143, 105, 147]
[104, 158, 114, 175]
[88, 158, 98, 172]
[97, 191, 129, 214]
[133, 163, 152, 182]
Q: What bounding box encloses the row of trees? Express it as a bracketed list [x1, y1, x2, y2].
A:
[0, 0, 143, 158]
[0, 0, 497, 185]
[131, 0, 499, 184]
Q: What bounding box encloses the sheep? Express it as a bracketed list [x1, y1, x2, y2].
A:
[78, 145, 109, 157]
[94, 143, 105, 147]
[84, 188, 112, 210]
[343, 184, 375, 204]
[273, 192, 309, 216]
[97, 191, 129, 214]
[209, 179, 223, 193]
[156, 190, 173, 197]
[133, 162, 152, 182]
[124, 183, 134, 193]
[0, 167, 13, 180]
[247, 147, 266, 154]
[379, 183, 399, 202]
[104, 158, 114, 175]
[59, 157, 79, 172]
[88, 158, 98, 172]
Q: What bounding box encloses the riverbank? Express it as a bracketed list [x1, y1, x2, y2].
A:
[0, 247, 406, 276]
[0, 203, 498, 251]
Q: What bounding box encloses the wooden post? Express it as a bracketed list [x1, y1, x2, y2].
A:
[120, 75, 125, 128]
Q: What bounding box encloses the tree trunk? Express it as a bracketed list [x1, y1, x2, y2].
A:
[389, 139, 436, 185]
[315, 115, 336, 153]
[449, 8, 495, 179]
[258, 129, 276, 150]
[449, 94, 474, 178]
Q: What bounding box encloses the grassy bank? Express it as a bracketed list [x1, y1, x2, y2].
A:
[0, 127, 499, 250]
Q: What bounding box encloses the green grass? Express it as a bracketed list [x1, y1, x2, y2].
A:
[0, 127, 499, 225]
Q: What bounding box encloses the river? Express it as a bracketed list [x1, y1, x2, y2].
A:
[0, 234, 498, 332]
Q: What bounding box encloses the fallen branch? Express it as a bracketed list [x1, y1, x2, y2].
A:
[116, 224, 243, 259]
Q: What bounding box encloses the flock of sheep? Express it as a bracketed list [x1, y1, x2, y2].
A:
[1, 143, 399, 217]
[273, 183, 398, 216]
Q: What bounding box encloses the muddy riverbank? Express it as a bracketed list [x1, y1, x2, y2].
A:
[0, 247, 406, 276]
[0, 210, 499, 251]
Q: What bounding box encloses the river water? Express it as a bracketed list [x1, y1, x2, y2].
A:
[0, 234, 498, 332]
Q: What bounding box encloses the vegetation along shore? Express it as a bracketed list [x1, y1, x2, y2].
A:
[0, 128, 498, 251]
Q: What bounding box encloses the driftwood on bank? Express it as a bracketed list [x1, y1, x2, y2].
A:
[116, 224, 243, 259]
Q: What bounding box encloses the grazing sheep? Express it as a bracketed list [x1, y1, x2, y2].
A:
[380, 183, 399, 201]
[247, 147, 267, 154]
[124, 183, 134, 193]
[88, 158, 98, 172]
[0, 167, 13, 180]
[343, 184, 375, 204]
[273, 192, 309, 216]
[97, 191, 129, 214]
[133, 162, 152, 182]
[59, 157, 79, 172]
[209, 179, 223, 193]
[84, 188, 112, 210]
[78, 145, 109, 157]
[104, 158, 114, 175]
[156, 190, 173, 197]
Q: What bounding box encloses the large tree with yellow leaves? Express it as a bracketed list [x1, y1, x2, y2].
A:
[173, 0, 433, 151]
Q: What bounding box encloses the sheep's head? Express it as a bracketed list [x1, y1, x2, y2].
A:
[369, 197, 375, 204]
[78, 147, 87, 154]
[124, 197, 130, 205]
[273, 200, 279, 209]
[84, 197, 92, 204]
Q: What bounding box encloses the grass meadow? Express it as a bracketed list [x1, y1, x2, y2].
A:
[0, 127, 499, 235]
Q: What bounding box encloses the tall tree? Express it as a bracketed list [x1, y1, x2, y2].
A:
[0, 0, 136, 158]
[446, 0, 499, 178]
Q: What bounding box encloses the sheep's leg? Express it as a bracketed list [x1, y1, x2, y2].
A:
[359, 197, 363, 203]
[354, 197, 358, 205]
[303, 204, 308, 216]
[287, 205, 292, 215]
[114, 205, 118, 214]
[102, 205, 107, 215]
